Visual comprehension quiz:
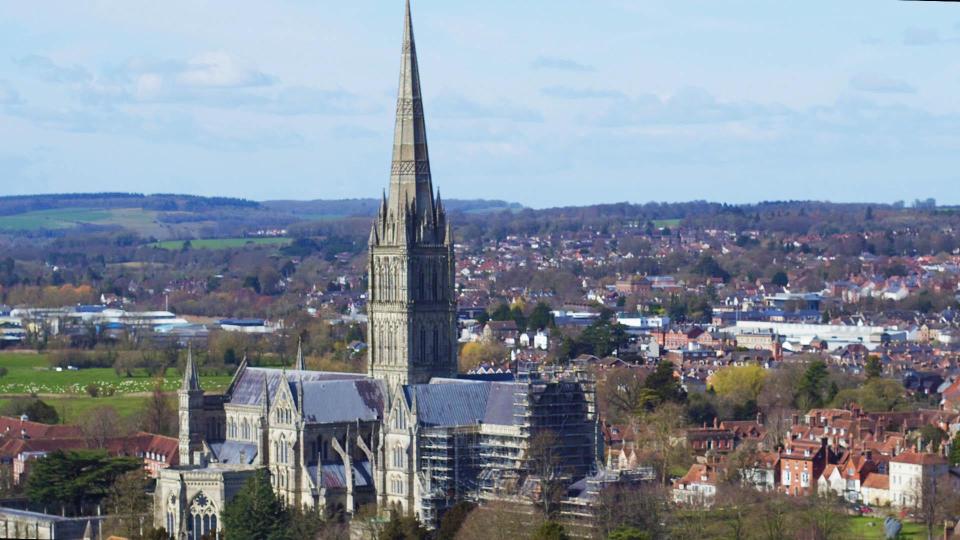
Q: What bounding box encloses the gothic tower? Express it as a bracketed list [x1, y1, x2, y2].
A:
[367, 0, 457, 388]
[178, 348, 204, 465]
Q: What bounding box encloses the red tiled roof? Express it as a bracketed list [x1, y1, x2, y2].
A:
[0, 416, 83, 440]
[862, 473, 889, 490]
[891, 451, 947, 466]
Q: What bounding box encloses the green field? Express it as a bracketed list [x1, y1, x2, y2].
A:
[152, 237, 291, 250]
[0, 395, 150, 423]
[0, 352, 232, 399]
[0, 207, 163, 232]
[653, 219, 682, 228]
[848, 516, 924, 539]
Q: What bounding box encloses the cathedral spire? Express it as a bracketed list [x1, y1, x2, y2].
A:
[387, 0, 435, 224]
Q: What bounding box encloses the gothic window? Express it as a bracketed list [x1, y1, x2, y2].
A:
[433, 328, 439, 363]
[433, 266, 439, 300]
[420, 328, 426, 362]
[392, 445, 405, 468]
[187, 492, 217, 540]
[242, 419, 250, 440]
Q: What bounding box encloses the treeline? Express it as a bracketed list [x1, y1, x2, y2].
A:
[0, 193, 259, 216]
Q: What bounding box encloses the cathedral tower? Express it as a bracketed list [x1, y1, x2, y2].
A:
[367, 0, 457, 388]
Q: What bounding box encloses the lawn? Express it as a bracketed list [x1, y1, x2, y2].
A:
[0, 395, 151, 423]
[151, 237, 291, 250]
[847, 516, 926, 539]
[0, 352, 233, 395]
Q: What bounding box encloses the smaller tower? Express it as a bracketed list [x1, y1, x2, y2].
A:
[178, 347, 204, 465]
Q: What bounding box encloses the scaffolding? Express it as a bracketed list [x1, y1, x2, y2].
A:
[414, 366, 599, 526]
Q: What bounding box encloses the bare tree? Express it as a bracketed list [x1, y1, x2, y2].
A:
[913, 473, 958, 540]
[140, 379, 175, 436]
[634, 402, 688, 485]
[456, 501, 540, 540]
[81, 405, 123, 448]
[525, 430, 567, 518]
[592, 482, 669, 540]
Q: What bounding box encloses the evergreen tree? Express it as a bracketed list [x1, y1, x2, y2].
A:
[643, 360, 687, 408]
[221, 469, 290, 540]
[527, 302, 555, 331]
[26, 450, 141, 515]
[865, 356, 883, 379]
[797, 361, 829, 409]
[531, 521, 570, 540]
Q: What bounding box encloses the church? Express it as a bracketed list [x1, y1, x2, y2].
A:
[154, 3, 598, 538]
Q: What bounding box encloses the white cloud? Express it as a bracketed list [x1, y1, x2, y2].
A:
[14, 55, 90, 83]
[176, 52, 273, 89]
[530, 56, 595, 72]
[850, 74, 916, 94]
[541, 86, 625, 100]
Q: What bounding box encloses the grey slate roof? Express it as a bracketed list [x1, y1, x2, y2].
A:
[310, 460, 374, 489]
[297, 379, 384, 423]
[227, 367, 367, 407]
[404, 380, 524, 428]
[209, 441, 258, 465]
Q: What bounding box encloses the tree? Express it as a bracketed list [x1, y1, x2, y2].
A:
[102, 470, 153, 540]
[458, 341, 507, 373]
[796, 360, 829, 409]
[221, 469, 290, 540]
[635, 403, 688, 485]
[0, 397, 59, 424]
[530, 521, 569, 540]
[642, 361, 686, 409]
[381, 512, 429, 540]
[527, 302, 554, 331]
[140, 380, 175, 436]
[771, 271, 789, 288]
[437, 502, 475, 540]
[455, 501, 538, 540]
[608, 527, 652, 540]
[597, 367, 648, 424]
[709, 365, 767, 403]
[526, 430, 567, 518]
[26, 450, 141, 515]
[81, 405, 123, 448]
[865, 356, 883, 379]
[592, 483, 668, 539]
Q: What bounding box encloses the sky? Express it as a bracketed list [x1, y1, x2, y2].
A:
[0, 1, 959, 208]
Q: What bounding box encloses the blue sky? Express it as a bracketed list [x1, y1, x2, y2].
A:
[0, 1, 958, 208]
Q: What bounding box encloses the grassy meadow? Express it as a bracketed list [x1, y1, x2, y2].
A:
[0, 352, 233, 420]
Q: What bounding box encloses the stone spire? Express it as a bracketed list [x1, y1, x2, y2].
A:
[295, 337, 306, 371]
[371, 0, 449, 248]
[182, 346, 201, 392]
[389, 0, 434, 219]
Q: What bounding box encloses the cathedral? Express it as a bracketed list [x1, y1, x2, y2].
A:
[154, 3, 598, 538]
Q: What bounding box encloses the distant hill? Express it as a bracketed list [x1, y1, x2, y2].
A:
[0, 193, 524, 238]
[262, 198, 524, 218]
